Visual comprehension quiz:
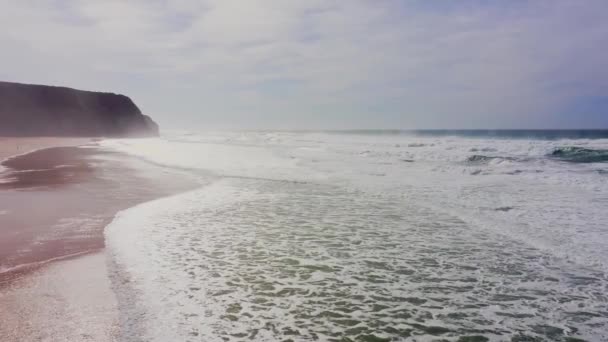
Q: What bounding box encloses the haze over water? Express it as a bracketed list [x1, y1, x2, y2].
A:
[2, 1, 608, 340]
[102, 130, 608, 342]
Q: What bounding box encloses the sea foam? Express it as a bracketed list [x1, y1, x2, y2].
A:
[103, 131, 608, 341]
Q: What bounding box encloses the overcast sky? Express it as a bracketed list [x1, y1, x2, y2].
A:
[1, 0, 607, 129]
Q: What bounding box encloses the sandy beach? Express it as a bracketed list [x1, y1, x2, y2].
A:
[0, 137, 91, 160]
[0, 138, 196, 341]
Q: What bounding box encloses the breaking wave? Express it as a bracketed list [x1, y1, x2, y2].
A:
[550, 147, 608, 163]
[465, 155, 517, 165]
[101, 132, 608, 341]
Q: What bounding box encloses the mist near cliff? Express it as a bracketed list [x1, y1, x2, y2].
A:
[0, 81, 158, 137]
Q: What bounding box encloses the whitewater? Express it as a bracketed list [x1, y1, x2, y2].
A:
[100, 131, 608, 342]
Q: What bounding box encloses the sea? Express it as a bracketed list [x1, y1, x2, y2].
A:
[99, 130, 608, 342]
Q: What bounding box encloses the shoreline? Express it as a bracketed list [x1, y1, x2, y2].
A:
[0, 137, 93, 161]
[0, 138, 197, 341]
[0, 138, 95, 287]
[1, 252, 120, 341]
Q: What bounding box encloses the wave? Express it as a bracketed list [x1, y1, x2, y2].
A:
[465, 155, 517, 164]
[99, 132, 608, 341]
[469, 147, 498, 152]
[550, 147, 608, 163]
[325, 129, 608, 140]
[0, 250, 95, 275]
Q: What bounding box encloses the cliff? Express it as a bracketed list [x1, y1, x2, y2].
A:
[0, 81, 159, 137]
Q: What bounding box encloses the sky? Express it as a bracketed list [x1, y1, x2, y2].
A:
[0, 0, 607, 130]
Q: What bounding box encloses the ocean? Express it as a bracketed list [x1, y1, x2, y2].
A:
[100, 130, 608, 342]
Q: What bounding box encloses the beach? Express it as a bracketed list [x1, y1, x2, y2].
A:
[0, 138, 196, 341]
[0, 137, 91, 160]
[1, 132, 608, 341]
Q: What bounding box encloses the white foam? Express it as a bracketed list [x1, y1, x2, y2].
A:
[102, 132, 608, 341]
[99, 137, 316, 183]
[106, 181, 256, 341]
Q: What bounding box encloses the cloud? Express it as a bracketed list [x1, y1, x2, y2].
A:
[0, 0, 606, 129]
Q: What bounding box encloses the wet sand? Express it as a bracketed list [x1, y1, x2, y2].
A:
[0, 142, 197, 341]
[1, 253, 119, 341]
[0, 137, 90, 160]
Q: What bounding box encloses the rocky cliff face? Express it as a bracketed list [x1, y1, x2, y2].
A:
[0, 81, 159, 137]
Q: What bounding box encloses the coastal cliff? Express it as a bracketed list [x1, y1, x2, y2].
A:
[0, 81, 159, 137]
